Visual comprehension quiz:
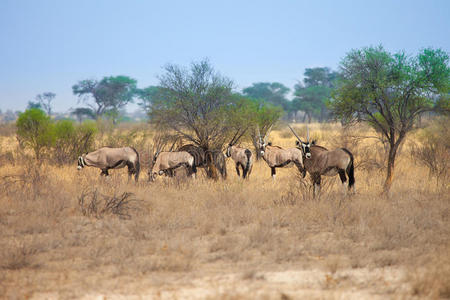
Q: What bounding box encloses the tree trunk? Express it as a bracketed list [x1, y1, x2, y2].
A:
[383, 140, 400, 193]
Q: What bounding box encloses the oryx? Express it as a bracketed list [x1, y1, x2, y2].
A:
[257, 125, 304, 180]
[148, 135, 196, 181]
[149, 151, 196, 182]
[77, 147, 141, 182]
[225, 129, 253, 179]
[288, 125, 355, 195]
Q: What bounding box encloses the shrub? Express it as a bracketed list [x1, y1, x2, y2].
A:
[53, 120, 97, 164]
[411, 117, 450, 187]
[16, 108, 54, 160]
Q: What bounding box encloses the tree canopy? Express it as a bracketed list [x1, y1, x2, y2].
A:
[72, 75, 137, 122]
[330, 46, 450, 191]
[242, 82, 290, 111]
[292, 67, 338, 122]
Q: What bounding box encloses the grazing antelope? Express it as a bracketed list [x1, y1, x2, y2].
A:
[288, 125, 355, 195]
[149, 151, 196, 182]
[148, 135, 196, 181]
[225, 129, 253, 179]
[257, 125, 304, 180]
[77, 147, 141, 182]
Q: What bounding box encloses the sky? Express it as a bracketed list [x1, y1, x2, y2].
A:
[0, 0, 449, 113]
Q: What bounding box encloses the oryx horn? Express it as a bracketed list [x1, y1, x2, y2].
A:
[306, 125, 310, 142]
[288, 124, 303, 143]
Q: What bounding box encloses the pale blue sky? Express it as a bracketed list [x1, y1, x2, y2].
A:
[0, 0, 449, 112]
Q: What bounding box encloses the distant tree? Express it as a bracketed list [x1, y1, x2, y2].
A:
[292, 67, 338, 122]
[36, 92, 56, 116]
[330, 46, 450, 192]
[136, 86, 160, 114]
[71, 107, 96, 123]
[72, 75, 137, 123]
[16, 108, 54, 160]
[242, 82, 291, 111]
[27, 101, 42, 110]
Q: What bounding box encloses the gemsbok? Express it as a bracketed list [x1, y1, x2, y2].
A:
[225, 129, 253, 179]
[288, 125, 355, 196]
[148, 135, 196, 181]
[77, 146, 141, 182]
[257, 125, 304, 180]
[149, 151, 196, 182]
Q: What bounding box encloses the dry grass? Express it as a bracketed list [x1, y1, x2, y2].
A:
[0, 122, 449, 299]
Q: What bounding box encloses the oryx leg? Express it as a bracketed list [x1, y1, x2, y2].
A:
[271, 167, 276, 180]
[235, 163, 241, 177]
[100, 169, 109, 176]
[312, 174, 321, 197]
[338, 169, 347, 196]
[242, 165, 248, 179]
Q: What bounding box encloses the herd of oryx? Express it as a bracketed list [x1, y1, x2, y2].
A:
[77, 125, 355, 195]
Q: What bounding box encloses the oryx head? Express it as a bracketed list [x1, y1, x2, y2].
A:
[256, 124, 272, 156]
[226, 127, 248, 158]
[77, 154, 87, 170]
[288, 125, 312, 159]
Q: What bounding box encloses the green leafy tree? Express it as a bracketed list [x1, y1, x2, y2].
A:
[330, 46, 450, 192]
[27, 101, 42, 110]
[72, 75, 137, 123]
[136, 86, 160, 114]
[292, 67, 338, 122]
[71, 107, 96, 123]
[242, 82, 291, 111]
[16, 108, 54, 160]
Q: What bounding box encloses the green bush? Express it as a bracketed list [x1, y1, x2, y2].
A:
[53, 120, 97, 164]
[16, 109, 54, 160]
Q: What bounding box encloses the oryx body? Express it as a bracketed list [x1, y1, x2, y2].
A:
[77, 147, 140, 182]
[288, 125, 355, 195]
[226, 145, 253, 179]
[259, 145, 304, 179]
[149, 151, 196, 181]
[303, 145, 355, 195]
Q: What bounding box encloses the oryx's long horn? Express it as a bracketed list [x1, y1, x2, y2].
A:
[288, 124, 303, 143]
[230, 130, 240, 146]
[256, 125, 261, 139]
[306, 125, 310, 142]
[168, 138, 177, 152]
[234, 126, 249, 145]
[264, 124, 273, 143]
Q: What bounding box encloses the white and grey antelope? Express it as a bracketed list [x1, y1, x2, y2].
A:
[225, 130, 253, 179]
[77, 147, 141, 182]
[288, 125, 355, 195]
[257, 126, 304, 180]
[148, 136, 197, 182]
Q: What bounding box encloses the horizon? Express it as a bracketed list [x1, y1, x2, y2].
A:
[1, 0, 449, 113]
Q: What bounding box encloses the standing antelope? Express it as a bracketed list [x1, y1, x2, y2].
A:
[257, 126, 304, 180]
[77, 146, 141, 182]
[288, 125, 355, 195]
[225, 129, 253, 179]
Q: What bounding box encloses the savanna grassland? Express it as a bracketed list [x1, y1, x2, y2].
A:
[0, 122, 449, 299]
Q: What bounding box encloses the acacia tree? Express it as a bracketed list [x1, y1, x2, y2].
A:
[151, 60, 235, 150]
[72, 76, 137, 123]
[330, 46, 450, 192]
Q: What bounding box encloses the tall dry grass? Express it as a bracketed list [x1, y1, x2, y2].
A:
[0, 122, 448, 299]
